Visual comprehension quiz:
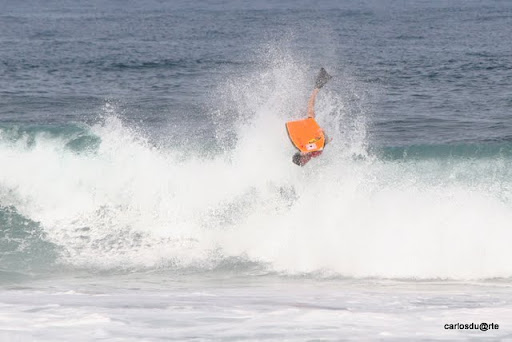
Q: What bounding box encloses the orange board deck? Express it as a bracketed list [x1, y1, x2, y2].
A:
[285, 118, 325, 153]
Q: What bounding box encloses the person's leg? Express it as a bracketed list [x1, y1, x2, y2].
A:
[307, 88, 320, 118]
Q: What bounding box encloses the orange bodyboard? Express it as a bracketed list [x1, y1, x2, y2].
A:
[286, 118, 325, 153]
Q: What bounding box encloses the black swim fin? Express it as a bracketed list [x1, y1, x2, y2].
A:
[315, 67, 332, 89]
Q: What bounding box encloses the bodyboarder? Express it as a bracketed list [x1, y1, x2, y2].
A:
[286, 68, 332, 166]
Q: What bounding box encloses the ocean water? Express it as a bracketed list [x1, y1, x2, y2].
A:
[1, 0, 512, 340]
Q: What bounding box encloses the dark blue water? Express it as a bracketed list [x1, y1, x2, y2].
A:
[2, 0, 511, 146]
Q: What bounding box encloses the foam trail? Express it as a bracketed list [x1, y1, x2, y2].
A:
[1, 61, 512, 279]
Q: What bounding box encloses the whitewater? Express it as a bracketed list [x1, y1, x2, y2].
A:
[2, 70, 512, 279]
[1, 63, 512, 339]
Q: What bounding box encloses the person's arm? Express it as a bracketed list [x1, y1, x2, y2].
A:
[307, 88, 320, 119]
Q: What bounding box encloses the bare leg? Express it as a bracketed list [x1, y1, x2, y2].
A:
[307, 88, 320, 118]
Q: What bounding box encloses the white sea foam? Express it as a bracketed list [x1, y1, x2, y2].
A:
[0, 61, 511, 279]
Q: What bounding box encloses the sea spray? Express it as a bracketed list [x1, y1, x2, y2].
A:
[0, 61, 511, 279]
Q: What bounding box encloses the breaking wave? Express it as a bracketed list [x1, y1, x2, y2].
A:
[1, 58, 511, 280]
